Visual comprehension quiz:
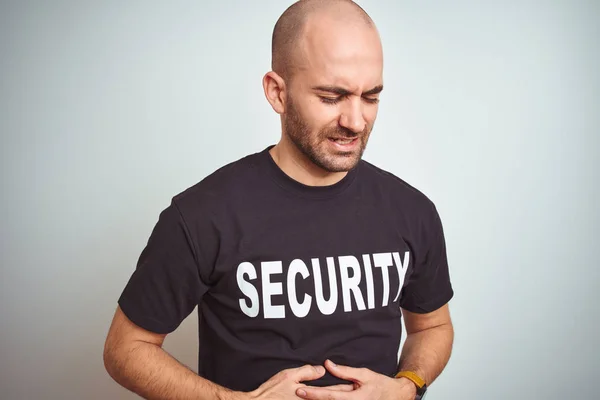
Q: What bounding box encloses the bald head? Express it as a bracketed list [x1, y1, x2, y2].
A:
[272, 0, 376, 81]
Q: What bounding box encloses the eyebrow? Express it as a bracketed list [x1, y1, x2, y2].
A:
[312, 85, 384, 96]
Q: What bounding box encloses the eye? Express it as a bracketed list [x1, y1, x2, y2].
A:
[319, 96, 342, 105]
[363, 97, 379, 104]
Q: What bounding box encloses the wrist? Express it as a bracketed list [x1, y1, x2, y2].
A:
[394, 376, 418, 398]
[215, 388, 248, 400]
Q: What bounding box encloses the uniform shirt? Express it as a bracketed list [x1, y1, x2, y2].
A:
[118, 145, 454, 391]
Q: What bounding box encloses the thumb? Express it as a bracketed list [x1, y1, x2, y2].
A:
[292, 364, 326, 383]
[324, 360, 367, 383]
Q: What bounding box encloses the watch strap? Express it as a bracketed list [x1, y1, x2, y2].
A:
[395, 370, 428, 399]
[394, 370, 426, 389]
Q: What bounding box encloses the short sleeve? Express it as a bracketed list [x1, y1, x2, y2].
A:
[399, 203, 454, 313]
[118, 200, 210, 334]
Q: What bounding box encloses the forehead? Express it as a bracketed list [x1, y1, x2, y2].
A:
[295, 17, 383, 91]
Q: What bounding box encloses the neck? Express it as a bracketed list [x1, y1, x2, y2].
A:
[269, 137, 348, 187]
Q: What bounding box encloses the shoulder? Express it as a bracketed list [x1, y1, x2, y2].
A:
[358, 159, 445, 247]
[171, 150, 264, 215]
[358, 159, 437, 214]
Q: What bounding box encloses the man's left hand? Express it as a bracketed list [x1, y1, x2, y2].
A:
[296, 360, 417, 400]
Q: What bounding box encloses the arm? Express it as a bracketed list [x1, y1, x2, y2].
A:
[104, 306, 330, 400]
[398, 303, 454, 386]
[103, 306, 239, 400]
[295, 303, 454, 400]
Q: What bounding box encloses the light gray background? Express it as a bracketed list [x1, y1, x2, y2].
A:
[1, 1, 598, 399]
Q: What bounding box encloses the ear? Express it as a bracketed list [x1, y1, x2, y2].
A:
[263, 71, 286, 114]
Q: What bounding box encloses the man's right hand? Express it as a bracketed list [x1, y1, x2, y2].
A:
[241, 364, 353, 400]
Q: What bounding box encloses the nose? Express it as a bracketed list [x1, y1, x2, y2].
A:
[339, 97, 366, 134]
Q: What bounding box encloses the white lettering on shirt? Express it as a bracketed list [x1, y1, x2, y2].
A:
[261, 261, 285, 319]
[237, 261, 259, 317]
[339, 255, 366, 312]
[236, 251, 411, 318]
[287, 259, 312, 318]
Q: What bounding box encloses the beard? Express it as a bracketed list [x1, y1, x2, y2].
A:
[283, 95, 371, 173]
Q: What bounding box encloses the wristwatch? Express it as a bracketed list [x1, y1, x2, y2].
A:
[395, 370, 428, 399]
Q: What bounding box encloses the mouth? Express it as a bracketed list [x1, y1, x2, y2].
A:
[328, 137, 358, 145]
[327, 136, 360, 151]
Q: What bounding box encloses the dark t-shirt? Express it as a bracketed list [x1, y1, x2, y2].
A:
[118, 145, 454, 391]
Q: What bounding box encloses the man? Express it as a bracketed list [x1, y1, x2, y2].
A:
[103, 1, 454, 399]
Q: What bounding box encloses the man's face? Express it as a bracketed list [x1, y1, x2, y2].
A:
[282, 17, 384, 173]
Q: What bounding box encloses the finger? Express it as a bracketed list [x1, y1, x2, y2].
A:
[321, 384, 355, 392]
[324, 360, 368, 383]
[290, 364, 326, 383]
[297, 386, 356, 400]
